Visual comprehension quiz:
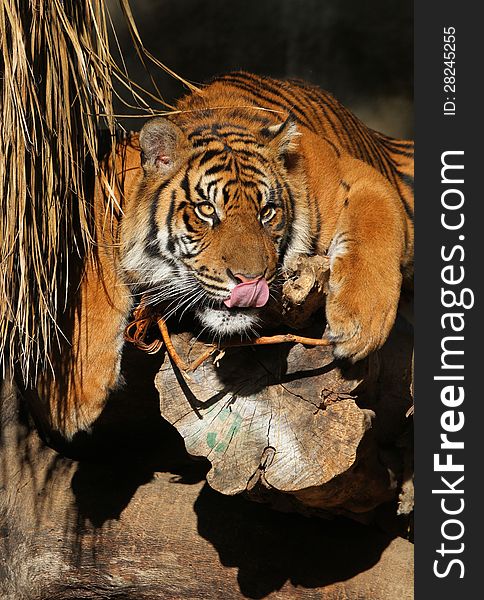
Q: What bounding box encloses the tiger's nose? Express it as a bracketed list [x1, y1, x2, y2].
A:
[227, 269, 265, 283]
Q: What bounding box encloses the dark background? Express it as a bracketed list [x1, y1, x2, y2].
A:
[414, 2, 482, 597]
[107, 0, 413, 138]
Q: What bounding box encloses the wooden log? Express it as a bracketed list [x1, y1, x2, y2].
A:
[1, 366, 413, 600]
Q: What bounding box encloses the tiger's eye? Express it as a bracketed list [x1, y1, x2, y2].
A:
[195, 203, 216, 219]
[260, 205, 276, 222]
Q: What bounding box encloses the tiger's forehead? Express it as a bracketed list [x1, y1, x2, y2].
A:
[187, 155, 271, 209]
[185, 144, 275, 205]
[184, 126, 277, 189]
[186, 121, 265, 148]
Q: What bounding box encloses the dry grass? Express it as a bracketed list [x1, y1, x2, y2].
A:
[0, 0, 199, 382]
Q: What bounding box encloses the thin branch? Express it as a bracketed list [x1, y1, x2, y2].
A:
[124, 302, 333, 374]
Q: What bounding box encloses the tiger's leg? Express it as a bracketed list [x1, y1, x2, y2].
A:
[63, 263, 132, 437]
[325, 160, 410, 361]
[29, 259, 133, 440]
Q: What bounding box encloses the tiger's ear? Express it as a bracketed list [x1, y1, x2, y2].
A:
[139, 117, 187, 178]
[261, 116, 300, 156]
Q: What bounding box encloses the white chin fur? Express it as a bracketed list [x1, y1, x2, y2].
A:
[195, 306, 259, 337]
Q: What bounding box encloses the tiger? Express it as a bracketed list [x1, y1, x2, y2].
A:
[121, 72, 413, 353]
[34, 71, 414, 438]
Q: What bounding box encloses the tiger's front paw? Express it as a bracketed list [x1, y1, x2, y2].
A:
[325, 288, 399, 362]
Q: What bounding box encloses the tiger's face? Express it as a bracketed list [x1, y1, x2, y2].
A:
[121, 116, 308, 337]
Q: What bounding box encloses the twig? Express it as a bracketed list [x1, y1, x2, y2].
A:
[125, 302, 333, 374]
[224, 334, 332, 348]
[156, 317, 218, 372]
[156, 318, 332, 373]
[124, 311, 164, 354]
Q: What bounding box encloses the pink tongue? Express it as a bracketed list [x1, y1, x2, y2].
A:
[224, 278, 270, 308]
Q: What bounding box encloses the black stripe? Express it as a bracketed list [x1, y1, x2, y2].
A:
[180, 172, 192, 204]
[199, 149, 225, 166]
[238, 162, 266, 178]
[274, 213, 286, 232]
[197, 280, 229, 293]
[228, 148, 272, 166]
[310, 189, 322, 250]
[322, 137, 341, 158]
[338, 104, 398, 186]
[187, 126, 211, 140]
[179, 238, 210, 259]
[180, 247, 204, 259]
[234, 179, 262, 189]
[194, 180, 208, 201]
[398, 195, 414, 222]
[297, 84, 354, 151]
[220, 178, 240, 188]
[192, 136, 222, 148]
[217, 129, 259, 141]
[205, 162, 229, 176]
[375, 132, 414, 149]
[206, 179, 220, 200]
[379, 138, 414, 159]
[278, 183, 295, 261]
[145, 181, 170, 257]
[182, 211, 196, 233]
[222, 186, 231, 205]
[166, 190, 177, 254]
[197, 272, 225, 284]
[396, 170, 414, 191]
